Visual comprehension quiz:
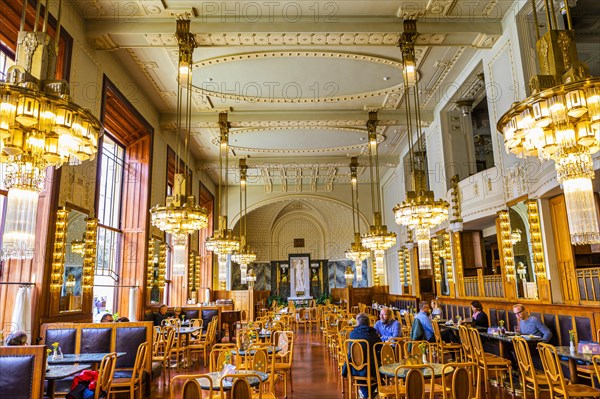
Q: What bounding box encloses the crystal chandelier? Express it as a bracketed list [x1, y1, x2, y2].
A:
[361, 112, 396, 286]
[150, 20, 209, 239]
[205, 112, 240, 288]
[345, 157, 369, 282]
[497, 0, 600, 245]
[392, 20, 449, 269]
[1, 0, 101, 259]
[231, 158, 256, 284]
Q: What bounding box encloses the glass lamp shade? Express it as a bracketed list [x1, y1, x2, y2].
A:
[563, 177, 600, 244]
[171, 234, 187, 276]
[355, 260, 363, 282]
[218, 253, 228, 285]
[418, 239, 432, 270]
[240, 263, 248, 284]
[374, 249, 385, 277]
[2, 187, 38, 259]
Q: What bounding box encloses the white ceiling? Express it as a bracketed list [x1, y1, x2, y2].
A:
[74, 0, 518, 189]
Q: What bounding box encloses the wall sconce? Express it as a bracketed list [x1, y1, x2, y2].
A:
[65, 273, 76, 295]
[431, 236, 442, 283]
[247, 269, 256, 289]
[498, 210, 516, 281]
[344, 265, 354, 287]
[82, 218, 98, 291]
[527, 199, 547, 279]
[443, 232, 454, 284]
[50, 208, 68, 292]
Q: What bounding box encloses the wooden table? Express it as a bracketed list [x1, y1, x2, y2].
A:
[45, 363, 91, 399]
[379, 359, 452, 379]
[221, 310, 242, 342]
[47, 352, 126, 370]
[554, 346, 596, 383]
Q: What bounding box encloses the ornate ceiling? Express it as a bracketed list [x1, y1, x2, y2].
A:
[72, 0, 518, 190]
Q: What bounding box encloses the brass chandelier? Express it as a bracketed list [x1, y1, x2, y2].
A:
[205, 112, 240, 287]
[497, 0, 600, 245]
[0, 0, 101, 259]
[345, 157, 369, 282]
[393, 20, 449, 269]
[361, 112, 396, 286]
[231, 158, 256, 284]
[149, 19, 209, 275]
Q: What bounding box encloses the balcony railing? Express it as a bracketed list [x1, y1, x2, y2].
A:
[576, 267, 600, 302]
[483, 275, 504, 298]
[464, 277, 480, 297]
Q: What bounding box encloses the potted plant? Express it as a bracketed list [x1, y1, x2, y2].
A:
[51, 342, 63, 360]
[498, 320, 506, 336]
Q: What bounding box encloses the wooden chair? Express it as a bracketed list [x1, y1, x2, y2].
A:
[373, 342, 398, 398]
[538, 343, 600, 399]
[432, 320, 463, 363]
[593, 355, 600, 390]
[221, 373, 260, 399]
[187, 319, 204, 344]
[513, 336, 549, 399]
[468, 327, 513, 395]
[244, 345, 276, 399]
[296, 308, 309, 332]
[272, 331, 294, 398]
[393, 364, 436, 399]
[95, 352, 117, 399]
[152, 327, 176, 386]
[170, 374, 214, 399]
[403, 340, 436, 362]
[109, 341, 148, 399]
[188, 319, 217, 366]
[345, 339, 375, 399]
[577, 329, 600, 387]
[457, 325, 474, 363]
[441, 362, 478, 399]
[208, 343, 236, 372]
[403, 313, 414, 336]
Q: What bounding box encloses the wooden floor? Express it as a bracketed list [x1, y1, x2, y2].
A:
[148, 327, 544, 399]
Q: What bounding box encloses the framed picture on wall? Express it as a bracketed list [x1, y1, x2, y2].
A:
[289, 254, 310, 297]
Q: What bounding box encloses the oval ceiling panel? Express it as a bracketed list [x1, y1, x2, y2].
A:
[192, 51, 403, 103]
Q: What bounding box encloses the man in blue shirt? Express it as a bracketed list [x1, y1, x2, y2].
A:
[513, 303, 552, 342]
[413, 302, 436, 342]
[374, 307, 400, 341]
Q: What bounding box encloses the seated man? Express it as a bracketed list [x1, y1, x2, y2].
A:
[342, 313, 381, 399]
[513, 303, 552, 342]
[374, 307, 400, 342]
[152, 304, 171, 326]
[411, 302, 436, 343]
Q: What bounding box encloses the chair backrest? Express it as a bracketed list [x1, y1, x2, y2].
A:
[431, 320, 443, 345]
[171, 374, 213, 399]
[209, 344, 236, 372]
[538, 343, 569, 395]
[346, 339, 370, 375]
[374, 342, 397, 366]
[95, 352, 117, 399]
[132, 342, 149, 381]
[513, 337, 537, 386]
[245, 344, 273, 374]
[467, 327, 485, 365]
[393, 364, 435, 399]
[0, 345, 45, 399]
[273, 331, 294, 359]
[593, 355, 600, 382]
[457, 325, 473, 362]
[162, 328, 177, 357]
[403, 340, 434, 361]
[225, 374, 256, 399]
[441, 362, 477, 399]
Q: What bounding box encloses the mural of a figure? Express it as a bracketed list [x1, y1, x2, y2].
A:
[295, 259, 306, 294]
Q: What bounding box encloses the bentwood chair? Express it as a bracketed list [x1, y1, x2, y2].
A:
[393, 364, 435, 399]
[468, 327, 513, 395]
[152, 328, 176, 386]
[432, 320, 463, 363]
[272, 331, 294, 398]
[440, 362, 479, 399]
[457, 325, 474, 363]
[188, 318, 217, 367]
[221, 373, 262, 399]
[170, 374, 215, 399]
[513, 336, 549, 399]
[373, 342, 398, 398]
[208, 343, 236, 372]
[95, 352, 117, 399]
[346, 339, 376, 399]
[109, 341, 148, 399]
[538, 343, 600, 399]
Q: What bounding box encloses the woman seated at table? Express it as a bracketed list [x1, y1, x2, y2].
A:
[430, 299, 443, 319]
[471, 300, 489, 328]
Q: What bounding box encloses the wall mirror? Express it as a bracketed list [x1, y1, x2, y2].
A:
[59, 207, 88, 312]
[508, 200, 538, 299]
[146, 237, 166, 305]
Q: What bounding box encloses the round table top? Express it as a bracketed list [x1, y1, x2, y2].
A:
[232, 346, 280, 356]
[379, 359, 452, 379]
[196, 370, 269, 390]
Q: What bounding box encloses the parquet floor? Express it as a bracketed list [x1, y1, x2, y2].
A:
[148, 326, 545, 399]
